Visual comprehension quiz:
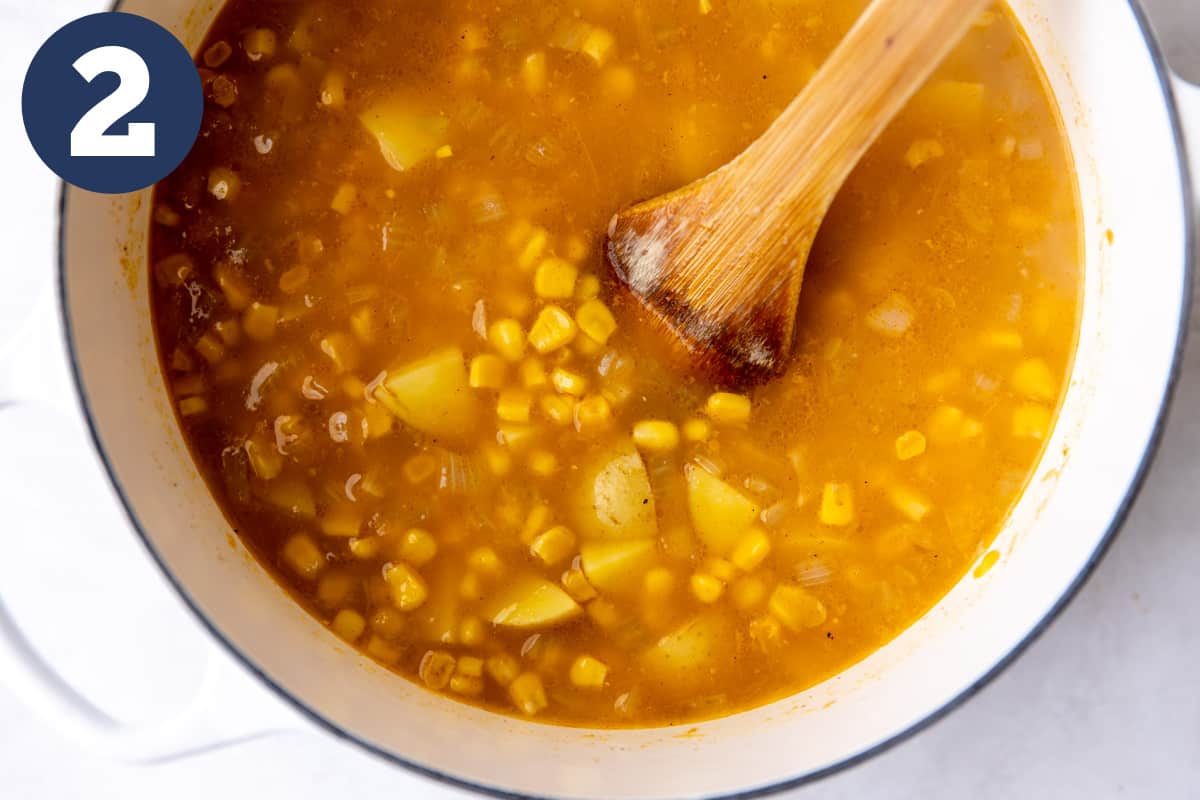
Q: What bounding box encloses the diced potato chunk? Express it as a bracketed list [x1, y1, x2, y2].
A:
[580, 538, 656, 594]
[483, 575, 582, 629]
[641, 613, 731, 691]
[281, 534, 323, 579]
[685, 464, 760, 556]
[1012, 402, 1051, 440]
[569, 655, 609, 688]
[509, 672, 548, 715]
[359, 99, 450, 172]
[1012, 358, 1057, 402]
[374, 347, 479, 441]
[573, 442, 658, 540]
[768, 583, 827, 631]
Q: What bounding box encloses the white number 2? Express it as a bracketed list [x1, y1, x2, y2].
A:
[70, 46, 156, 158]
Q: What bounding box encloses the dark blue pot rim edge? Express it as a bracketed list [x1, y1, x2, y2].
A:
[54, 2, 1196, 799]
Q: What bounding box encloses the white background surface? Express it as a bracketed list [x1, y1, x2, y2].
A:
[1, 1, 1197, 797]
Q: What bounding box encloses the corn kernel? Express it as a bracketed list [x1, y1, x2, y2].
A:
[632, 420, 679, 452]
[540, 394, 577, 426]
[468, 546, 502, 576]
[682, 417, 711, 443]
[449, 674, 483, 696]
[384, 562, 429, 610]
[569, 655, 609, 688]
[895, 430, 927, 461]
[435, 144, 454, 159]
[488, 318, 527, 362]
[1012, 402, 1051, 440]
[731, 527, 772, 571]
[749, 615, 782, 651]
[320, 506, 362, 538]
[575, 274, 601, 300]
[730, 576, 767, 610]
[497, 422, 538, 450]
[690, 572, 725, 604]
[319, 69, 346, 107]
[587, 598, 621, 629]
[574, 332, 604, 357]
[370, 607, 405, 638]
[278, 265, 309, 294]
[769, 583, 827, 631]
[486, 653, 520, 687]
[517, 228, 550, 270]
[194, 333, 226, 365]
[705, 392, 751, 425]
[419, 650, 457, 689]
[330, 183, 357, 215]
[522, 51, 547, 94]
[509, 672, 548, 715]
[580, 27, 616, 65]
[534, 257, 578, 299]
[528, 306, 577, 353]
[331, 609, 365, 643]
[530, 525, 576, 566]
[703, 557, 737, 582]
[519, 357, 548, 389]
[889, 484, 933, 522]
[551, 367, 587, 396]
[562, 565, 598, 602]
[961, 417, 984, 439]
[481, 443, 513, 477]
[1012, 358, 1057, 402]
[348, 535, 381, 559]
[241, 302, 278, 342]
[643, 567, 676, 597]
[819, 482, 855, 526]
[600, 65, 636, 103]
[403, 453, 438, 484]
[178, 396, 208, 417]
[397, 528, 437, 566]
[281, 534, 324, 579]
[528, 449, 559, 477]
[521, 504, 553, 545]
[698, 0, 714, 13]
[927, 404, 966, 445]
[494, 389, 531, 423]
[365, 636, 400, 663]
[208, 167, 241, 201]
[459, 571, 483, 600]
[319, 333, 360, 373]
[244, 28, 276, 61]
[575, 299, 617, 345]
[981, 329, 1023, 351]
[458, 617, 486, 647]
[469, 354, 507, 389]
[574, 394, 612, 433]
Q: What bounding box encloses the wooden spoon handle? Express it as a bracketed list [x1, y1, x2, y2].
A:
[732, 0, 993, 215]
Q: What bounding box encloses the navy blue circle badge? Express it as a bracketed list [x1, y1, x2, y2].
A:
[22, 12, 203, 195]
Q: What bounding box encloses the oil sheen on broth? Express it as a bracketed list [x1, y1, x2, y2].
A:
[149, 0, 1082, 725]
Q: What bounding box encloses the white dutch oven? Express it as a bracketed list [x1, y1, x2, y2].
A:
[6, 0, 1200, 797]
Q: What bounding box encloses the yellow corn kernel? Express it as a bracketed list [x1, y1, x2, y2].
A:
[509, 672, 548, 715]
[467, 354, 506, 390]
[331, 609, 365, 643]
[384, 562, 429, 610]
[521, 503, 553, 545]
[319, 333, 359, 373]
[521, 51, 547, 94]
[208, 167, 241, 201]
[889, 484, 933, 522]
[244, 435, 283, 480]
[487, 653, 520, 687]
[698, 0, 714, 13]
[403, 453, 438, 484]
[348, 535, 381, 559]
[398, 528, 437, 566]
[586, 598, 621, 629]
[281, 534, 324, 579]
[961, 417, 984, 439]
[731, 527, 772, 572]
[895, 429, 927, 461]
[239, 302, 278, 343]
[528, 449, 559, 477]
[576, 274, 601, 300]
[924, 369, 962, 396]
[419, 650, 457, 689]
[926, 404, 966, 446]
[330, 182, 357, 215]
[481, 443, 513, 477]
[562, 565, 598, 602]
[703, 557, 736, 582]
[528, 306, 577, 353]
[519, 357, 548, 389]
[534, 257, 578, 299]
[278, 265, 309, 294]
[569, 655, 609, 688]
[1012, 402, 1052, 440]
[574, 332, 604, 357]
[458, 617, 486, 647]
[749, 615, 782, 651]
[319, 68, 346, 107]
[632, 420, 679, 452]
[643, 567, 676, 597]
[194, 332, 226, 365]
[459, 571, 483, 600]
[468, 546, 503, 576]
[574, 394, 612, 433]
[769, 583, 827, 632]
[730, 576, 767, 611]
[178, 396, 208, 417]
[540, 394, 577, 427]
[497, 389, 533, 423]
[575, 299, 617, 345]
[551, 367, 587, 396]
[365, 635, 400, 663]
[530, 525, 576, 566]
[488, 318, 527, 362]
[1012, 358, 1057, 402]
[244, 28, 276, 61]
[320, 506, 362, 538]
[342, 375, 367, 399]
[904, 138, 945, 169]
[981, 329, 1023, 351]
[449, 673, 483, 696]
[682, 417, 711, 443]
[690, 572, 725, 604]
[370, 605, 403, 636]
[435, 144, 454, 159]
[212, 319, 241, 348]
[819, 482, 855, 526]
[705, 392, 751, 425]
[600, 65, 636, 103]
[517, 227, 550, 270]
[213, 261, 252, 310]
[580, 26, 616, 65]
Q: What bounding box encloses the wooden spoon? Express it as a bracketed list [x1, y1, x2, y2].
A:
[605, 0, 992, 386]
